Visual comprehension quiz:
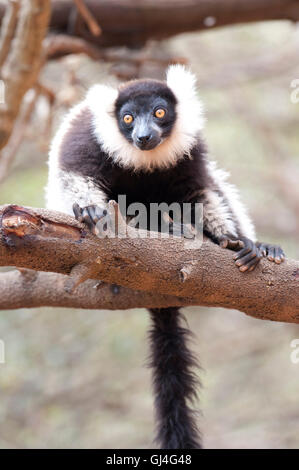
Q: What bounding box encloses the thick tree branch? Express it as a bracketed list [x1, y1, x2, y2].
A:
[0, 0, 298, 51]
[0, 270, 188, 311]
[47, 0, 299, 48]
[0, 204, 298, 323]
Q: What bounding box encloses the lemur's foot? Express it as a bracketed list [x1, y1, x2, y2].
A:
[73, 203, 107, 234]
[220, 236, 262, 273]
[256, 242, 285, 264]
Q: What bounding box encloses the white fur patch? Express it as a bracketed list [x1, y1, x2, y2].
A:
[202, 188, 239, 240]
[166, 64, 205, 149]
[86, 65, 205, 172]
[47, 169, 106, 216]
[207, 161, 256, 241]
[45, 101, 106, 215]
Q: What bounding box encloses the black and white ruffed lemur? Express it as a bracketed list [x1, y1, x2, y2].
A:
[46, 65, 285, 449]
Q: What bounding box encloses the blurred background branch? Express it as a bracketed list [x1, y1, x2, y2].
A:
[0, 0, 50, 150]
[0, 0, 20, 69]
[73, 0, 102, 37]
[0, 0, 297, 49]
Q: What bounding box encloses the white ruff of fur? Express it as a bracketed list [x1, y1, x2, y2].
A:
[86, 65, 205, 171]
[46, 101, 85, 213]
[207, 160, 256, 241]
[46, 101, 106, 215]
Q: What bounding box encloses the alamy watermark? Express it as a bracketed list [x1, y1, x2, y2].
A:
[94, 195, 203, 249]
[290, 339, 299, 364]
[0, 80, 5, 104]
[290, 79, 299, 104]
[0, 339, 5, 364]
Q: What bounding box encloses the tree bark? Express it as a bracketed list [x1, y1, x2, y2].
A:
[0, 203, 298, 323]
[0, 270, 191, 311]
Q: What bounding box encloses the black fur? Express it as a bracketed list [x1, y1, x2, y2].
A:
[148, 307, 201, 449]
[53, 76, 285, 449]
[115, 80, 177, 110]
[59, 105, 205, 448]
[59, 107, 209, 211]
[115, 80, 177, 146]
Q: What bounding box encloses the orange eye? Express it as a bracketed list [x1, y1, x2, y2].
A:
[123, 114, 133, 124]
[155, 108, 165, 119]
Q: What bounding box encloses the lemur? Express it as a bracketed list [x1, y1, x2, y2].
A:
[46, 65, 285, 449]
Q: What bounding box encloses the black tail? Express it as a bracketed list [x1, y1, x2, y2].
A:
[148, 307, 202, 449]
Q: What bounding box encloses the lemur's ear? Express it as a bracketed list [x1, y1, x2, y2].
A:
[86, 84, 118, 113]
[166, 64, 205, 131]
[166, 65, 198, 102]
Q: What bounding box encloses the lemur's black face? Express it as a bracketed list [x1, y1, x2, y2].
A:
[115, 80, 177, 151]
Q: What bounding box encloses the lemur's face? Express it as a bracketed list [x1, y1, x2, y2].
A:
[115, 81, 177, 151]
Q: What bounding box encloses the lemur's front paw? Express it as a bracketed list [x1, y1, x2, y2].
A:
[233, 238, 263, 272]
[220, 236, 262, 273]
[73, 203, 107, 234]
[257, 242, 285, 264]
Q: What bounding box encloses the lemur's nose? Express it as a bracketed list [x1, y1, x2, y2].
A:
[137, 134, 151, 144]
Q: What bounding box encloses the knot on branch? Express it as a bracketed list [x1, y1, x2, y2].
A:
[1, 205, 82, 240]
[179, 263, 195, 282]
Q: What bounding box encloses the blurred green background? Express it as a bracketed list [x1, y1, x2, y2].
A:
[0, 21, 299, 448]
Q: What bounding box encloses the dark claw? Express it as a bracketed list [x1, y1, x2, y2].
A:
[259, 245, 267, 257]
[233, 237, 262, 273]
[220, 236, 285, 272]
[239, 255, 262, 272]
[73, 203, 107, 235]
[73, 202, 83, 221]
[235, 250, 257, 267]
[267, 246, 275, 262]
[220, 236, 262, 273]
[81, 206, 95, 229]
[233, 245, 253, 260]
[256, 242, 285, 265]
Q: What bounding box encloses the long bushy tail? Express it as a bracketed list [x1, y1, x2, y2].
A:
[148, 307, 201, 449]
